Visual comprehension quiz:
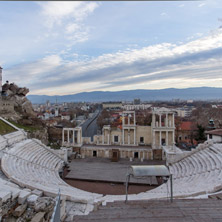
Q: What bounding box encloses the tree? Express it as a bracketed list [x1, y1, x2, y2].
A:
[195, 124, 206, 142]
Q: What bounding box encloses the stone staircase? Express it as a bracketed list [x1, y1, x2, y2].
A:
[73, 199, 222, 222]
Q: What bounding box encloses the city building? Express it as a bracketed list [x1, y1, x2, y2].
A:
[102, 102, 123, 110]
[206, 129, 222, 143]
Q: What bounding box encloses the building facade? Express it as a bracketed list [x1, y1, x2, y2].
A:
[62, 108, 176, 161]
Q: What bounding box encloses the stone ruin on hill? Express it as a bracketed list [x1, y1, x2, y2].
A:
[0, 81, 36, 120]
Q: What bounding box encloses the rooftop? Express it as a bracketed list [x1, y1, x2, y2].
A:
[205, 129, 222, 136]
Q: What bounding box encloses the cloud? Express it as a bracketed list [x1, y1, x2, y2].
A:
[198, 3, 206, 7]
[4, 29, 222, 95]
[38, 2, 98, 28]
[160, 12, 167, 17]
[36, 1, 99, 45]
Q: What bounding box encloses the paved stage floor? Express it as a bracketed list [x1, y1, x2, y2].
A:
[65, 158, 165, 185]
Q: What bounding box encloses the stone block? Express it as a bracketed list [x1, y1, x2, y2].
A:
[0, 190, 11, 203]
[32, 189, 43, 197]
[10, 188, 21, 200]
[34, 197, 55, 213]
[30, 212, 45, 222]
[13, 203, 27, 217]
[27, 195, 39, 207]
[18, 190, 31, 204]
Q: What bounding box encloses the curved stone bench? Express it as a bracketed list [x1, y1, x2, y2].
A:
[2, 138, 222, 206]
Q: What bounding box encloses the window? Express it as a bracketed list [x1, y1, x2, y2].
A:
[140, 137, 144, 143]
[179, 136, 182, 141]
[209, 134, 213, 139]
[93, 150, 97, 157]
[134, 152, 139, 158]
[114, 135, 119, 143]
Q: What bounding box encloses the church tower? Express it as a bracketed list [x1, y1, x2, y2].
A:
[0, 66, 2, 93]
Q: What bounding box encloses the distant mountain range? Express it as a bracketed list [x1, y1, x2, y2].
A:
[27, 87, 222, 104]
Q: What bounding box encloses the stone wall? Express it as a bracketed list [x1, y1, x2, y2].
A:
[1, 190, 56, 222]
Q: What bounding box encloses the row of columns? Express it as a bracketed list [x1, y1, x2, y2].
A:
[102, 128, 136, 146]
[152, 113, 175, 128]
[122, 111, 136, 126]
[62, 128, 82, 146]
[153, 130, 175, 148]
[122, 128, 136, 145]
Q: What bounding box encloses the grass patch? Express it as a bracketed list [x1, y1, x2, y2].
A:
[0, 119, 17, 135]
[8, 120, 40, 133]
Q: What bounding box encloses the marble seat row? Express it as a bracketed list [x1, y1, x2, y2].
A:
[1, 139, 103, 204]
[7, 139, 64, 170]
[2, 135, 222, 205]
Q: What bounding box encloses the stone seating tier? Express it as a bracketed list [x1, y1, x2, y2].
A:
[2, 137, 222, 205]
[1, 139, 103, 204]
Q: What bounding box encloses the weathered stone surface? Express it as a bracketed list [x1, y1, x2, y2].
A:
[1, 82, 36, 118]
[18, 190, 31, 204]
[34, 197, 55, 213]
[21, 207, 35, 221]
[13, 203, 27, 217]
[27, 195, 39, 207]
[0, 190, 11, 203]
[30, 212, 45, 222]
[4, 216, 16, 222]
[32, 189, 43, 197]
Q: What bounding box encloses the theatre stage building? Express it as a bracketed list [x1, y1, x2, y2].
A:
[63, 108, 175, 161]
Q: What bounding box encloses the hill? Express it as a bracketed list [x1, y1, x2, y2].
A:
[27, 87, 222, 104]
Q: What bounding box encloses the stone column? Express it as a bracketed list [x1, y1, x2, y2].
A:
[172, 113, 175, 127]
[108, 133, 110, 145]
[78, 129, 81, 145]
[166, 113, 168, 127]
[159, 114, 162, 127]
[73, 130, 75, 145]
[122, 128, 125, 145]
[134, 112, 136, 125]
[159, 131, 162, 147]
[134, 128, 136, 145]
[67, 130, 70, 144]
[102, 135, 104, 144]
[153, 131, 156, 148]
[166, 131, 168, 146]
[173, 130, 175, 145]
[62, 129, 64, 144]
[152, 113, 156, 128]
[128, 115, 130, 125]
[128, 130, 130, 145]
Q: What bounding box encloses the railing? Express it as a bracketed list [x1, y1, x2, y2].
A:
[51, 189, 60, 222]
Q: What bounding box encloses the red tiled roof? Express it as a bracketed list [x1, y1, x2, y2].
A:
[179, 121, 194, 131]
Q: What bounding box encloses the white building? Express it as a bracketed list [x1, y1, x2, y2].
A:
[123, 104, 152, 110]
[206, 129, 222, 143]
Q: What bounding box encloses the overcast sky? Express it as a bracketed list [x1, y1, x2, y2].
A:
[1, 1, 222, 95]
